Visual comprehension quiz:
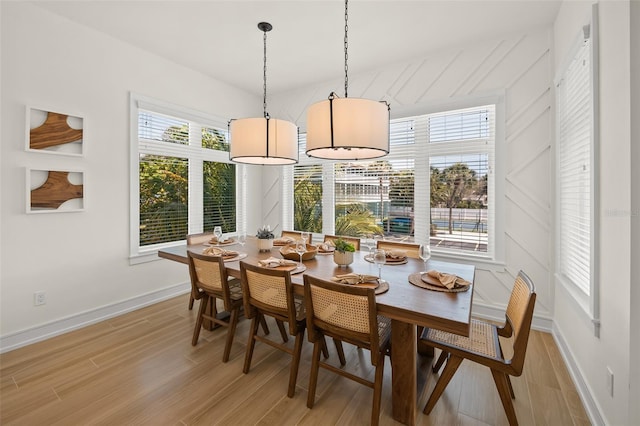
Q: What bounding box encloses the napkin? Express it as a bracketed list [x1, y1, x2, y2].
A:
[209, 236, 232, 244]
[318, 242, 335, 253]
[202, 247, 238, 257]
[258, 257, 298, 268]
[386, 249, 407, 259]
[274, 236, 295, 245]
[331, 273, 379, 285]
[426, 270, 471, 289]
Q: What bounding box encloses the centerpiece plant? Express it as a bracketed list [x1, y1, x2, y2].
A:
[333, 238, 355, 267]
[256, 225, 274, 251]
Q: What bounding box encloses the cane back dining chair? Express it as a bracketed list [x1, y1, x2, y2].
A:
[421, 270, 536, 426]
[303, 274, 391, 426]
[281, 230, 312, 244]
[375, 240, 420, 259]
[239, 261, 306, 398]
[323, 235, 361, 251]
[187, 251, 243, 363]
[185, 232, 215, 309]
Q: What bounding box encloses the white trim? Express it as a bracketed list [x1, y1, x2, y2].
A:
[0, 282, 190, 354]
[552, 323, 606, 426]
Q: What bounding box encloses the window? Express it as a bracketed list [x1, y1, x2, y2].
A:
[555, 16, 599, 324]
[287, 101, 500, 261]
[130, 95, 239, 260]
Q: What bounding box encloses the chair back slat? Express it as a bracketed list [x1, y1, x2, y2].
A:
[192, 257, 224, 291]
[281, 230, 312, 244]
[186, 232, 213, 245]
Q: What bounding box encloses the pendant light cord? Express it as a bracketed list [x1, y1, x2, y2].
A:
[344, 0, 349, 98]
[263, 27, 269, 119]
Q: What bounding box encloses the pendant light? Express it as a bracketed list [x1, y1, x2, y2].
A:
[230, 22, 298, 165]
[305, 0, 390, 161]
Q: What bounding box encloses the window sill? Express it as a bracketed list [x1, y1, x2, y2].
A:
[130, 241, 186, 265]
[555, 273, 599, 337]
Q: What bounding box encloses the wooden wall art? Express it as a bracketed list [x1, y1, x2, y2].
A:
[27, 169, 85, 213]
[26, 107, 84, 156]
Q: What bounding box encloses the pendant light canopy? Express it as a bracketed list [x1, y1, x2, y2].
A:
[230, 22, 298, 165]
[306, 0, 390, 161]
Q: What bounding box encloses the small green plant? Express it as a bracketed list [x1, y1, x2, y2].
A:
[256, 225, 274, 239]
[334, 238, 355, 253]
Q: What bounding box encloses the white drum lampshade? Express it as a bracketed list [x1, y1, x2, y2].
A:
[230, 117, 298, 165]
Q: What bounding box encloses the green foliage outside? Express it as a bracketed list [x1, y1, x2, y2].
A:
[293, 165, 323, 233]
[139, 125, 235, 246]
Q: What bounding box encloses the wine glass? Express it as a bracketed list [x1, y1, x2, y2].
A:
[300, 231, 310, 244]
[361, 235, 374, 258]
[373, 249, 386, 281]
[419, 244, 431, 274]
[213, 226, 223, 243]
[295, 238, 307, 266]
[237, 232, 246, 248]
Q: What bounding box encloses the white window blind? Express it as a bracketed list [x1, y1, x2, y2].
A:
[131, 96, 238, 258]
[289, 103, 496, 259]
[557, 32, 594, 296]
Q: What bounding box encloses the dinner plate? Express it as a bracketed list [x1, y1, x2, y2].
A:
[364, 255, 408, 265]
[267, 263, 307, 274]
[222, 253, 247, 262]
[205, 239, 237, 247]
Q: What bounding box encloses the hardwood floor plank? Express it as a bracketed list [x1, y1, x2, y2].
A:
[0, 295, 588, 426]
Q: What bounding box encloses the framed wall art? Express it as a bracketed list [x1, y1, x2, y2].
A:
[26, 106, 84, 156]
[26, 168, 85, 213]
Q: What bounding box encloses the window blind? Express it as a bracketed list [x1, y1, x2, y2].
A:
[557, 35, 593, 296]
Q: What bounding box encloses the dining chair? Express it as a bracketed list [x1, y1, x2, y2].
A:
[186, 232, 215, 309]
[239, 261, 306, 398]
[375, 240, 420, 259]
[281, 230, 312, 244]
[187, 251, 243, 363]
[323, 234, 361, 251]
[303, 274, 391, 426]
[421, 270, 536, 426]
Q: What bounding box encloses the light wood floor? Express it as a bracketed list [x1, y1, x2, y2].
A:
[1, 294, 590, 425]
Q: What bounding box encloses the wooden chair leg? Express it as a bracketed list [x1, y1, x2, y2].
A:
[222, 308, 239, 363]
[371, 355, 385, 426]
[192, 295, 208, 346]
[432, 350, 449, 373]
[259, 315, 270, 335]
[333, 338, 346, 366]
[507, 374, 515, 399]
[320, 336, 329, 359]
[276, 320, 289, 343]
[188, 295, 195, 310]
[423, 355, 463, 414]
[307, 339, 323, 408]
[491, 369, 519, 426]
[287, 330, 305, 398]
[243, 317, 260, 374]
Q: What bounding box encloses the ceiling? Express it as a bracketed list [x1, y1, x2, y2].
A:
[32, 0, 562, 97]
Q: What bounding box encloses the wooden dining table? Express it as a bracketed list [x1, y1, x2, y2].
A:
[158, 237, 474, 426]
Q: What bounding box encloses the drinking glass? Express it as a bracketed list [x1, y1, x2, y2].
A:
[418, 244, 431, 273]
[237, 232, 246, 248]
[295, 239, 307, 266]
[373, 249, 386, 281]
[213, 226, 223, 243]
[300, 231, 310, 244]
[362, 235, 374, 258]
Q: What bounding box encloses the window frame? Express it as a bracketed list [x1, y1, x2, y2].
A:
[129, 93, 244, 264]
[284, 94, 505, 268]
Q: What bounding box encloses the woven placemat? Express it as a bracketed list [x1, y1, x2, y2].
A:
[364, 255, 408, 265]
[408, 273, 470, 293]
[354, 280, 389, 295]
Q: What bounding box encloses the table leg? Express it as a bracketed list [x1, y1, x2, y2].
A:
[391, 319, 417, 425]
[203, 297, 230, 330]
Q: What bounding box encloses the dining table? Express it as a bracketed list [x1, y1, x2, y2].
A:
[158, 236, 474, 426]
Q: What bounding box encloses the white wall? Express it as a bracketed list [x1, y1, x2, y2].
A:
[0, 3, 259, 347]
[268, 28, 556, 328]
[553, 1, 632, 425]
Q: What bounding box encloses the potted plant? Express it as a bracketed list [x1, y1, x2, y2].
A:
[256, 225, 275, 252]
[333, 238, 355, 267]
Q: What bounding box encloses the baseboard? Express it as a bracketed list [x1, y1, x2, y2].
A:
[471, 302, 554, 332]
[0, 282, 190, 354]
[552, 323, 606, 426]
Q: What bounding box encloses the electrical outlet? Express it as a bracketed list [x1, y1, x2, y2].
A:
[606, 367, 614, 397]
[34, 291, 46, 306]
